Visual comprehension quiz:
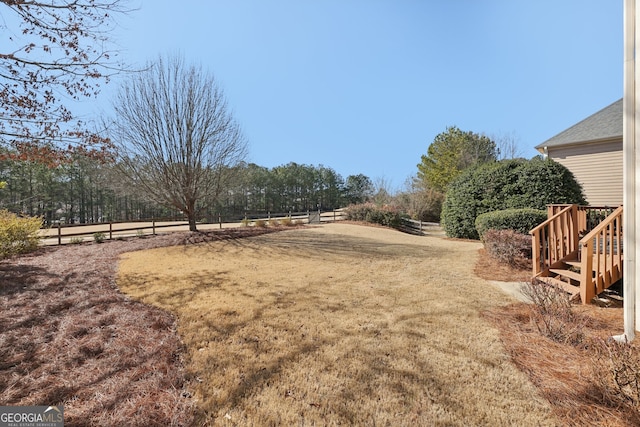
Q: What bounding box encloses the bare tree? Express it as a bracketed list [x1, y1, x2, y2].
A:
[110, 55, 248, 232]
[489, 130, 524, 160]
[0, 0, 129, 164]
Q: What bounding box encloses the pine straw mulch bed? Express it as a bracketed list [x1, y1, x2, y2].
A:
[0, 227, 283, 427]
[476, 249, 636, 427]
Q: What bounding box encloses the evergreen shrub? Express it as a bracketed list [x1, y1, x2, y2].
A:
[475, 208, 547, 240]
[441, 158, 586, 239]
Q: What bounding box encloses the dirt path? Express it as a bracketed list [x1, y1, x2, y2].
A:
[118, 223, 558, 425]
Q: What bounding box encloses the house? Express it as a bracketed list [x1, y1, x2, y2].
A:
[535, 99, 622, 206]
[531, 99, 624, 305]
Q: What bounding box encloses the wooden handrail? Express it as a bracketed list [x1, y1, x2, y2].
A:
[530, 204, 579, 277]
[530, 204, 574, 235]
[579, 205, 624, 303]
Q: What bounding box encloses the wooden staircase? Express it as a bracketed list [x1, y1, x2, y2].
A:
[530, 204, 623, 304]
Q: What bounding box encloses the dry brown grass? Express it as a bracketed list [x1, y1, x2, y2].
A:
[118, 223, 557, 426]
[3, 221, 634, 426]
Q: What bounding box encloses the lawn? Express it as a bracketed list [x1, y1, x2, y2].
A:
[117, 223, 556, 425]
[1, 222, 628, 425]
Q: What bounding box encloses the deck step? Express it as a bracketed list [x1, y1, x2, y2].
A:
[549, 268, 581, 282]
[564, 259, 581, 268]
[537, 276, 581, 297]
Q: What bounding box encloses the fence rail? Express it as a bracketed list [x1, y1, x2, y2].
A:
[40, 209, 347, 245]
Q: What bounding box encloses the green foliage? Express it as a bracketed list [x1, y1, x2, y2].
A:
[417, 126, 498, 192]
[0, 210, 42, 259]
[475, 208, 547, 239]
[441, 158, 586, 239]
[93, 232, 106, 243]
[343, 174, 374, 204]
[69, 236, 84, 244]
[344, 203, 403, 228]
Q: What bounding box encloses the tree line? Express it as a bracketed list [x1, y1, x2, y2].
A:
[0, 154, 373, 225]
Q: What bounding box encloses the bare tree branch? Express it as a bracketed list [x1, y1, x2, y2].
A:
[110, 55, 248, 232]
[0, 0, 131, 164]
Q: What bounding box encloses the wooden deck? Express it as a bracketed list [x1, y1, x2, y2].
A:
[530, 204, 623, 304]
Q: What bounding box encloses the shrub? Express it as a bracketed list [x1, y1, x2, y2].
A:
[240, 218, 250, 227]
[344, 203, 403, 228]
[521, 280, 585, 345]
[136, 229, 146, 238]
[441, 158, 586, 239]
[593, 338, 640, 410]
[254, 219, 267, 228]
[268, 219, 279, 227]
[280, 217, 293, 227]
[475, 208, 546, 240]
[482, 229, 532, 265]
[0, 210, 42, 259]
[93, 232, 106, 243]
[69, 236, 84, 244]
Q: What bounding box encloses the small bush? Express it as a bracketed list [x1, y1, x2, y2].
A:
[268, 219, 279, 227]
[280, 217, 293, 227]
[482, 229, 532, 265]
[93, 232, 106, 243]
[240, 218, 250, 227]
[344, 203, 403, 228]
[475, 208, 546, 240]
[254, 219, 267, 228]
[69, 236, 84, 245]
[522, 279, 585, 345]
[0, 210, 42, 259]
[136, 229, 146, 238]
[593, 338, 640, 410]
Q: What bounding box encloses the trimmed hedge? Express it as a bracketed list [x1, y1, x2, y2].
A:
[344, 203, 403, 228]
[441, 158, 586, 239]
[475, 208, 547, 240]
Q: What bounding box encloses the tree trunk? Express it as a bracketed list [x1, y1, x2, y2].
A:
[186, 200, 198, 232]
[187, 213, 198, 232]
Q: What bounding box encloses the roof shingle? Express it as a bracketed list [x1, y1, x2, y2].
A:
[535, 98, 622, 150]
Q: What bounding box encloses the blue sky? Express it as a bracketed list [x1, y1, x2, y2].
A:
[92, 0, 622, 190]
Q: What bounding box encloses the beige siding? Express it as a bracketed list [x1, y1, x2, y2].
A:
[548, 140, 623, 206]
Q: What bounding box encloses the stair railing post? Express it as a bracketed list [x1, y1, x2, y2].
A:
[580, 239, 595, 304]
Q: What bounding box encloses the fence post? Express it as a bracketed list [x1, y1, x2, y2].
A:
[218, 213, 222, 229]
[152, 220, 156, 235]
[333, 209, 336, 221]
[420, 221, 423, 232]
[109, 222, 113, 241]
[58, 223, 62, 245]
